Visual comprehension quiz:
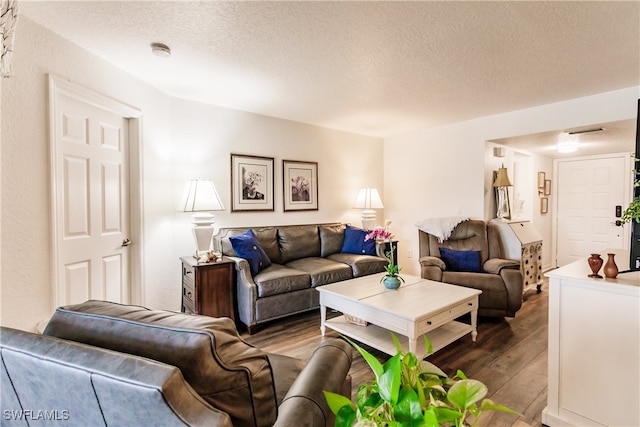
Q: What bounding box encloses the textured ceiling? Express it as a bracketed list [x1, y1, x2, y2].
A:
[19, 1, 640, 143]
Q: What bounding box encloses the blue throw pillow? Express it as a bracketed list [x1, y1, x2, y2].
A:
[229, 229, 271, 275]
[341, 225, 376, 256]
[439, 248, 481, 273]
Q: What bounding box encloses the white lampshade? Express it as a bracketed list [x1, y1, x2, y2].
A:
[180, 179, 224, 212]
[353, 188, 384, 209]
[180, 179, 224, 257]
[353, 188, 384, 230]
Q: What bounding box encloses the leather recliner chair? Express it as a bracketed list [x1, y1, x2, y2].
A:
[418, 219, 523, 317]
[1, 300, 352, 427]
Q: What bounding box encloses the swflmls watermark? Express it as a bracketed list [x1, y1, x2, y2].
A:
[3, 409, 70, 421]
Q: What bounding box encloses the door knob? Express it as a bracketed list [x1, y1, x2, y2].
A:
[122, 238, 131, 247]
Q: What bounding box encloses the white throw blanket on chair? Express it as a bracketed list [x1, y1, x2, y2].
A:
[415, 216, 469, 243]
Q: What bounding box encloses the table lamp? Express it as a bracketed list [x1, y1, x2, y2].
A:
[180, 179, 224, 257]
[353, 187, 384, 230]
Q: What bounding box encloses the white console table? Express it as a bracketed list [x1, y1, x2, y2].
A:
[543, 249, 640, 427]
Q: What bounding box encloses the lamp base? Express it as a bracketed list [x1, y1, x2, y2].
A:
[191, 213, 215, 257]
[361, 209, 377, 231]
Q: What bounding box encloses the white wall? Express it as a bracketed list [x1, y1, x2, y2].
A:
[0, 18, 383, 331]
[150, 98, 384, 310]
[384, 87, 639, 276]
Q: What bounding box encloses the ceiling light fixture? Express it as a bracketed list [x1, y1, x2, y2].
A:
[557, 132, 580, 153]
[150, 42, 171, 58]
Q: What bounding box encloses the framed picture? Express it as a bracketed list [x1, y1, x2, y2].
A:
[540, 197, 549, 214]
[283, 160, 318, 211]
[544, 179, 551, 196]
[230, 154, 274, 212]
[537, 171, 546, 189]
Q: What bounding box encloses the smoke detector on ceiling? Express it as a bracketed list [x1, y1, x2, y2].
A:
[150, 42, 171, 58]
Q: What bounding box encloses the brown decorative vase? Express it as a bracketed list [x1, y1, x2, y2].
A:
[604, 253, 619, 279]
[588, 253, 603, 278]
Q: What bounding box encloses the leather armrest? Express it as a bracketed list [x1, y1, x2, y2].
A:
[227, 256, 259, 329]
[227, 256, 254, 282]
[483, 258, 520, 274]
[419, 256, 445, 270]
[272, 338, 352, 427]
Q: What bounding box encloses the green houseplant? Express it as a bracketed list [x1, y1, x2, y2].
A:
[621, 158, 640, 225]
[365, 223, 404, 289]
[324, 335, 518, 427]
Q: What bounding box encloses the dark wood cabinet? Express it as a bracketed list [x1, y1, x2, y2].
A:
[180, 256, 236, 322]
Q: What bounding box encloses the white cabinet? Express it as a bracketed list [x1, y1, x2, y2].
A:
[491, 219, 543, 291]
[543, 250, 640, 427]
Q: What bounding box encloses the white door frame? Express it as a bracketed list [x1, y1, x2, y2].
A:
[551, 152, 633, 268]
[48, 74, 144, 310]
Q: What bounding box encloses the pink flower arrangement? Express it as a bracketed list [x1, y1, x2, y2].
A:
[364, 228, 393, 242]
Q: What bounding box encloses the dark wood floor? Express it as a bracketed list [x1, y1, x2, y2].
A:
[242, 281, 548, 427]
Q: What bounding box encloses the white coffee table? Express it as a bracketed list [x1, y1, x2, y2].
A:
[317, 273, 481, 359]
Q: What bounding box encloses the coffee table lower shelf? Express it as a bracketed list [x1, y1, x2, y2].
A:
[325, 315, 472, 359]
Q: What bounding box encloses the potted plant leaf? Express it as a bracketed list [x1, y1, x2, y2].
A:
[324, 335, 518, 427]
[621, 157, 640, 225]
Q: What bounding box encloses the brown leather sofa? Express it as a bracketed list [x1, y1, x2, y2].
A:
[1, 300, 352, 427]
[418, 219, 524, 317]
[216, 223, 388, 333]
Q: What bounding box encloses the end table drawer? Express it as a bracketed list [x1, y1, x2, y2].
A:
[183, 281, 195, 305]
[421, 298, 477, 332]
[182, 264, 195, 286]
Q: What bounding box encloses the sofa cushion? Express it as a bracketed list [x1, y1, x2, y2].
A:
[229, 229, 272, 275]
[254, 264, 311, 297]
[43, 300, 277, 427]
[221, 227, 281, 265]
[278, 225, 321, 263]
[319, 224, 345, 257]
[285, 257, 353, 287]
[327, 253, 387, 277]
[341, 225, 376, 255]
[432, 220, 489, 264]
[439, 248, 482, 272]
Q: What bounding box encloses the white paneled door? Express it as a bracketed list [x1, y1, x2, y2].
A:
[556, 154, 630, 267]
[51, 87, 131, 307]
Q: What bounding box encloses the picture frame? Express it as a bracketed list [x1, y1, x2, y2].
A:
[230, 154, 274, 212]
[544, 179, 551, 196]
[283, 159, 318, 211]
[540, 197, 549, 214]
[537, 171, 546, 189]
